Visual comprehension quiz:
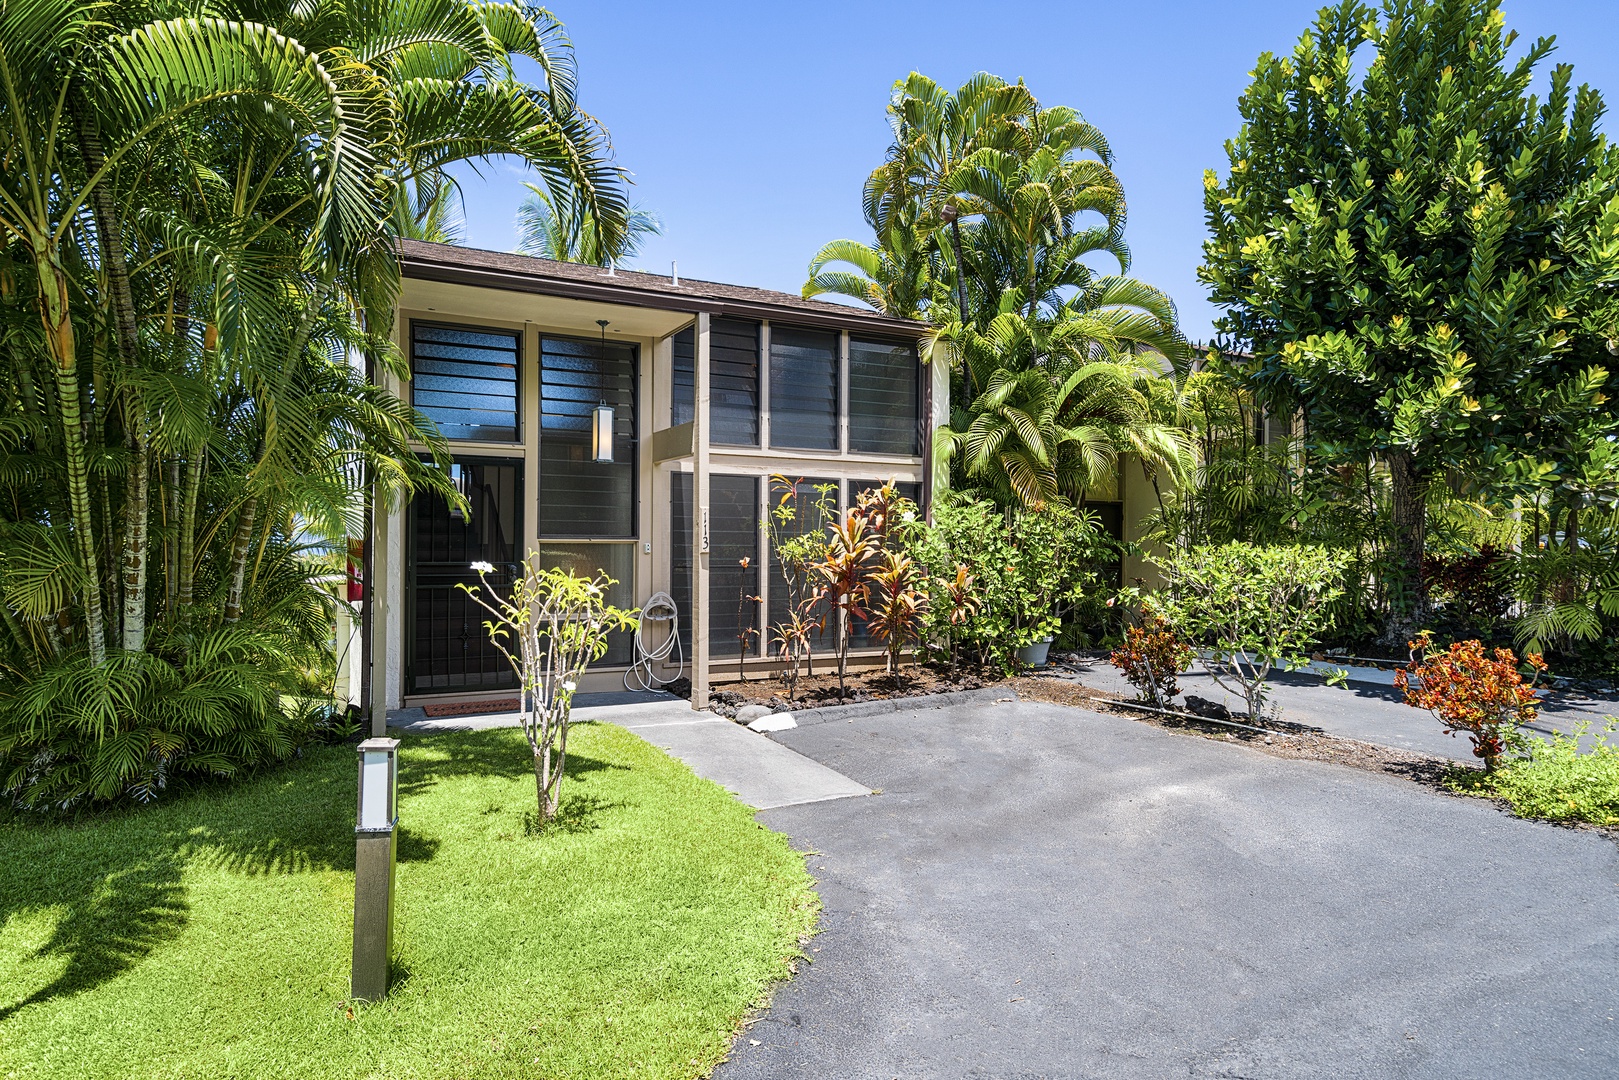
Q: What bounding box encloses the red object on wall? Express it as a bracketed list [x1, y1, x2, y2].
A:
[347, 538, 365, 603]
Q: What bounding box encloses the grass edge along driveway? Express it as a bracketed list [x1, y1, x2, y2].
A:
[0, 723, 817, 1080]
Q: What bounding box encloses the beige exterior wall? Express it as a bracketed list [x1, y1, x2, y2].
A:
[371, 279, 934, 712]
[1116, 456, 1171, 590]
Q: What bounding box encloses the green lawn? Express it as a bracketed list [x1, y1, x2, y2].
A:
[0, 724, 817, 1079]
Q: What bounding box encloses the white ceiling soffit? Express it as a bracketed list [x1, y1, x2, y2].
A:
[400, 278, 694, 339]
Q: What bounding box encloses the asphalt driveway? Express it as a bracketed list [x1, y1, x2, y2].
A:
[715, 698, 1619, 1080]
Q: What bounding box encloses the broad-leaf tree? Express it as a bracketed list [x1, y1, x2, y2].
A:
[1201, 0, 1619, 635]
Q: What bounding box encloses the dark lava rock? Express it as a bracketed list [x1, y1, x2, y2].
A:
[1183, 695, 1233, 721]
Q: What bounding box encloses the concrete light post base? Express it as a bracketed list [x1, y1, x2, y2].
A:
[352, 737, 399, 1002]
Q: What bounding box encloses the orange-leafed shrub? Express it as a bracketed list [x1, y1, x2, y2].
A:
[1395, 631, 1548, 771]
[1109, 615, 1193, 709]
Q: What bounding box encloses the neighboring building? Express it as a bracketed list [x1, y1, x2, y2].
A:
[359, 241, 1163, 729]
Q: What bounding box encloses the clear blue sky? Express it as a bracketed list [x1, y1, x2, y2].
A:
[451, 0, 1619, 343]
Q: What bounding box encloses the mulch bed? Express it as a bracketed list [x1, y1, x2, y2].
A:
[1012, 674, 1619, 839]
[422, 697, 520, 718]
[706, 664, 1001, 718]
[1011, 674, 1455, 783]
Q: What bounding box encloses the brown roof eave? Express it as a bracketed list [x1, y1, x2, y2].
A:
[397, 251, 928, 339]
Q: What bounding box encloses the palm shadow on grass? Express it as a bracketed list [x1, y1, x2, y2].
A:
[0, 744, 438, 1021]
[1, 729, 630, 1020]
[0, 850, 189, 1023]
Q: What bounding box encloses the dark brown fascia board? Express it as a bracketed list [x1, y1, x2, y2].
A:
[398, 254, 928, 340]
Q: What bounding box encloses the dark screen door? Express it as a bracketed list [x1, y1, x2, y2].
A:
[406, 458, 523, 695]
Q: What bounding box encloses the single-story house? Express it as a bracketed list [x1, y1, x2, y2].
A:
[354, 241, 1160, 732]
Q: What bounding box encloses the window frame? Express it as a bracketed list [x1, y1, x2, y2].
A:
[408, 319, 523, 445]
[536, 331, 641, 540]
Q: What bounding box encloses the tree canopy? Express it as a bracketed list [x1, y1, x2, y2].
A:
[1200, 0, 1619, 628]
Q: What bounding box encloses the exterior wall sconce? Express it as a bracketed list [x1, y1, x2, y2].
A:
[593, 319, 615, 463]
[352, 737, 399, 1002]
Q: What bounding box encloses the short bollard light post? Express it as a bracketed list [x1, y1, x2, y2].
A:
[351, 737, 399, 1001]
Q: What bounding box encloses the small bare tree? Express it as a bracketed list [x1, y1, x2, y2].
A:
[462, 557, 638, 822]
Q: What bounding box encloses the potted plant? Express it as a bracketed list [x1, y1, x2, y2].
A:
[1009, 503, 1104, 668]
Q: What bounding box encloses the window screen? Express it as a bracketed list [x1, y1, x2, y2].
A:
[410, 323, 519, 441]
[769, 326, 839, 451]
[709, 474, 761, 654]
[671, 327, 694, 427]
[669, 472, 764, 655]
[766, 476, 839, 650]
[848, 338, 920, 455]
[670, 472, 693, 653]
[711, 318, 760, 446]
[538, 335, 637, 538]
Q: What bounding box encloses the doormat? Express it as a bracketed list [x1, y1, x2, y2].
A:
[421, 697, 521, 718]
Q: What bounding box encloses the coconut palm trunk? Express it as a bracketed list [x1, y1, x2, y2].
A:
[33, 247, 107, 664]
[75, 101, 151, 652]
[222, 493, 257, 624]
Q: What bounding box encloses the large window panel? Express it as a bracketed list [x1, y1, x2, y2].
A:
[848, 479, 922, 508]
[411, 323, 519, 441]
[769, 326, 839, 451]
[669, 472, 763, 656]
[538, 334, 637, 537]
[848, 479, 922, 647]
[708, 474, 761, 655]
[766, 476, 839, 650]
[711, 318, 760, 446]
[535, 543, 636, 666]
[848, 338, 921, 455]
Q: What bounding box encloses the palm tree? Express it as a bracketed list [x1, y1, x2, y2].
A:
[0, 0, 632, 805]
[802, 218, 941, 320]
[931, 294, 1193, 508]
[516, 181, 661, 266]
[865, 72, 1039, 324]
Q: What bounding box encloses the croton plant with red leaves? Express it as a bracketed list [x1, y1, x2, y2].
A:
[1395, 631, 1548, 771]
[1110, 615, 1194, 709]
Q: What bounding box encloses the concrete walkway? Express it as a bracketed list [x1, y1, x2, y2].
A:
[388, 694, 869, 811]
[613, 708, 871, 810]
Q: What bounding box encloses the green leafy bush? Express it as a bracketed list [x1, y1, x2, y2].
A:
[1154, 542, 1349, 719]
[1451, 720, 1619, 825]
[0, 625, 333, 809]
[912, 495, 1109, 671]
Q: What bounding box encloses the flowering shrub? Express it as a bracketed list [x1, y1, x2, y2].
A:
[1395, 631, 1547, 771]
[462, 558, 638, 821]
[1109, 614, 1192, 708]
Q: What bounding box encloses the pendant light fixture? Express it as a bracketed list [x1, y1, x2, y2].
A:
[591, 319, 615, 463]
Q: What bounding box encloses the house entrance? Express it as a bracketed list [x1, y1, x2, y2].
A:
[405, 457, 524, 695]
